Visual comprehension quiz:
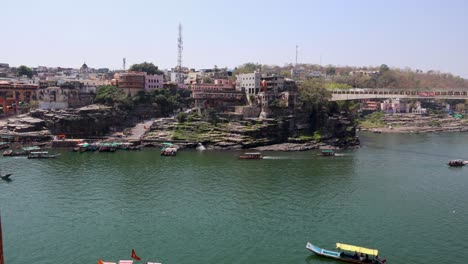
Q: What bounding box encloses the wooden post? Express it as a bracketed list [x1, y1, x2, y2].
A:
[0, 213, 4, 264]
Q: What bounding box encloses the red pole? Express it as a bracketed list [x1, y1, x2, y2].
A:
[0, 213, 4, 264]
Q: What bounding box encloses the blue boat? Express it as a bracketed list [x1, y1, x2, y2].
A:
[306, 242, 386, 264]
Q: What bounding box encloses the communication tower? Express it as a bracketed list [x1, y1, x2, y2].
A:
[177, 23, 183, 83]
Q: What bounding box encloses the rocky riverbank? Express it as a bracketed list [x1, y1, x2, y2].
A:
[142, 113, 359, 151]
[0, 105, 359, 151]
[360, 113, 468, 133]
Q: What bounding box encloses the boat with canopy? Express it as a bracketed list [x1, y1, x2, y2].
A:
[306, 242, 386, 263]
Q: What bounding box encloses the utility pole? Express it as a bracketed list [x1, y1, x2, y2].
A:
[177, 23, 183, 84]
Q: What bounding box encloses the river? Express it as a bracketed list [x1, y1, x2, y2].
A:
[1, 132, 468, 264]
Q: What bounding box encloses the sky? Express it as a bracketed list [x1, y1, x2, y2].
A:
[2, 0, 468, 78]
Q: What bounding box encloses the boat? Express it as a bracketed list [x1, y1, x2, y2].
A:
[161, 142, 177, 156]
[239, 152, 263, 159]
[2, 150, 22, 157]
[98, 142, 117, 152]
[0, 171, 12, 180]
[27, 151, 61, 159]
[448, 159, 467, 167]
[161, 147, 177, 156]
[306, 242, 386, 264]
[2, 145, 41, 157]
[321, 149, 335, 156]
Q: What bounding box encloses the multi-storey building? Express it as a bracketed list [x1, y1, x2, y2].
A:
[236, 72, 262, 96]
[145, 74, 164, 92]
[0, 81, 39, 114]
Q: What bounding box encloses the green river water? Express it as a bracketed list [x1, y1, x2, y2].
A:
[1, 132, 468, 264]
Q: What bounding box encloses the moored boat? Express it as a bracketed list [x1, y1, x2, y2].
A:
[448, 159, 467, 167]
[321, 149, 335, 156]
[27, 151, 61, 159]
[161, 142, 177, 156]
[239, 152, 263, 159]
[306, 242, 386, 264]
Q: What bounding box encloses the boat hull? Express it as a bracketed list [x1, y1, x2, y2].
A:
[306, 242, 383, 264]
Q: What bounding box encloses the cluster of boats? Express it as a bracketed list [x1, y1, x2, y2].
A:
[73, 142, 142, 153]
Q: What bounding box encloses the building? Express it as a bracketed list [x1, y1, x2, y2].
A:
[349, 70, 380, 77]
[191, 79, 245, 110]
[38, 86, 69, 109]
[380, 98, 408, 113]
[115, 72, 146, 96]
[236, 72, 262, 96]
[0, 81, 38, 114]
[361, 100, 381, 111]
[145, 74, 164, 92]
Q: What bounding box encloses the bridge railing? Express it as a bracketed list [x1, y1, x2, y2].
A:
[329, 88, 468, 97]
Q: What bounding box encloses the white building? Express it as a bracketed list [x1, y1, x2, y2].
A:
[236, 72, 261, 96]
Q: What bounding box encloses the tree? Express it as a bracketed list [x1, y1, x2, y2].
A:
[455, 103, 465, 113]
[298, 79, 332, 131]
[129, 62, 164, 75]
[202, 77, 213, 83]
[380, 64, 390, 73]
[326, 66, 336, 76]
[233, 63, 262, 75]
[95, 85, 127, 105]
[299, 79, 331, 112]
[17, 65, 33, 78]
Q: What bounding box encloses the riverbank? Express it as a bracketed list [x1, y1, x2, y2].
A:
[359, 113, 468, 133]
[0, 105, 360, 151]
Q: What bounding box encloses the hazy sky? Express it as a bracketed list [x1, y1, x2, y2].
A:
[2, 0, 468, 77]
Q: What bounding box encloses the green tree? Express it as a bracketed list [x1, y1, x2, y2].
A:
[17, 65, 33, 78]
[326, 66, 336, 76]
[95, 85, 127, 105]
[233, 63, 262, 75]
[202, 77, 213, 83]
[299, 79, 331, 112]
[129, 62, 164, 75]
[380, 64, 390, 73]
[298, 79, 331, 131]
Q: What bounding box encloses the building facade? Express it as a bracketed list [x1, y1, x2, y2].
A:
[115, 72, 146, 96]
[145, 74, 164, 92]
[236, 72, 262, 96]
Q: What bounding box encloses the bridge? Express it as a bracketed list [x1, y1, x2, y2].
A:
[330, 88, 468, 101]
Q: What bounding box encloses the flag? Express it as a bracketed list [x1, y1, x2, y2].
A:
[131, 249, 141, 261]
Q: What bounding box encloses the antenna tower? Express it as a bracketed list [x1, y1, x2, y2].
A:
[123, 58, 126, 71]
[295, 45, 298, 66]
[177, 23, 183, 83]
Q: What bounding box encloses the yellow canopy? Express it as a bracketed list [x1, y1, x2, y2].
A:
[336, 243, 378, 256]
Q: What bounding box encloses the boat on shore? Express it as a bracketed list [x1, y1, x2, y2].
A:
[239, 152, 263, 159]
[27, 151, 61, 159]
[306, 242, 386, 264]
[3, 146, 41, 157]
[320, 149, 336, 156]
[161, 142, 177, 156]
[448, 159, 467, 167]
